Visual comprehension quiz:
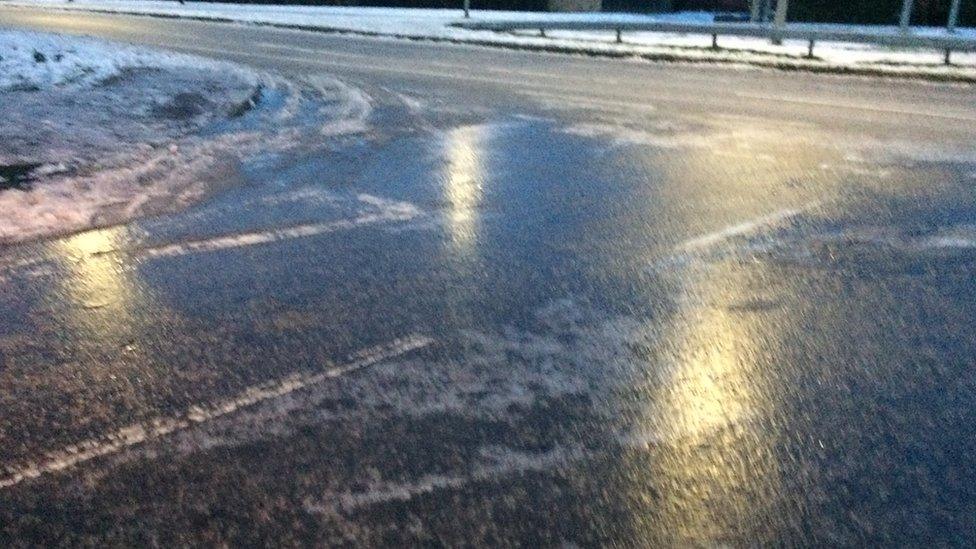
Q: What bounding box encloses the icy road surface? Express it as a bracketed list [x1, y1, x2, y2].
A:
[2, 8, 976, 547]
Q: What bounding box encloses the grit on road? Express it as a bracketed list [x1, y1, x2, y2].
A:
[2, 7, 976, 546]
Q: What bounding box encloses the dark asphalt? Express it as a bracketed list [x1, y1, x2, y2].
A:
[3, 7, 976, 546]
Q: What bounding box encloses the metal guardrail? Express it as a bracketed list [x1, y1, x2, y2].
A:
[452, 19, 976, 64]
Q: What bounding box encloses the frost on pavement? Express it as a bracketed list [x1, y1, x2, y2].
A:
[0, 30, 372, 244]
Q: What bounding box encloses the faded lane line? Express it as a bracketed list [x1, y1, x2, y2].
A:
[735, 92, 976, 123]
[310, 445, 591, 512]
[678, 204, 815, 251]
[516, 89, 656, 113]
[0, 334, 435, 490]
[141, 210, 416, 259]
[4, 197, 421, 278]
[0, 256, 47, 276]
[308, 419, 744, 512]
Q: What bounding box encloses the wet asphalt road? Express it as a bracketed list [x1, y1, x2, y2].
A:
[3, 7, 976, 546]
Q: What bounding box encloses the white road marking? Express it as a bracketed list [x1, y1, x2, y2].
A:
[1, 194, 421, 280]
[305, 426, 691, 512]
[734, 91, 976, 123]
[0, 334, 434, 490]
[0, 257, 48, 277]
[678, 205, 813, 251]
[310, 444, 589, 512]
[517, 89, 657, 113]
[0, 195, 422, 281]
[141, 210, 414, 259]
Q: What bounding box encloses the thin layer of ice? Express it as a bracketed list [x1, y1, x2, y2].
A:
[5, 1, 975, 77]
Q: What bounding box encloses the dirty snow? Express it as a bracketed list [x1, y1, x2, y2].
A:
[0, 29, 372, 244]
[0, 28, 255, 91]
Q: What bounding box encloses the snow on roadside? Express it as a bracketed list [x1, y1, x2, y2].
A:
[0, 28, 258, 91]
[0, 29, 371, 245]
[4, 0, 976, 79]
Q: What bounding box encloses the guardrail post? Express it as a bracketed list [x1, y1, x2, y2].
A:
[772, 0, 789, 45]
[454, 17, 976, 61]
[616, 28, 623, 43]
[899, 0, 914, 33]
[947, 0, 962, 32]
[463, 0, 470, 19]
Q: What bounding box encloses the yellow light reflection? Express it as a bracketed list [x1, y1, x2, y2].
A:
[631, 266, 784, 546]
[664, 324, 750, 439]
[618, 115, 819, 544]
[48, 226, 167, 414]
[56, 227, 140, 319]
[439, 124, 492, 329]
[443, 125, 489, 252]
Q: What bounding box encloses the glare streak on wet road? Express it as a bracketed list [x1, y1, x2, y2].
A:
[3, 7, 976, 546]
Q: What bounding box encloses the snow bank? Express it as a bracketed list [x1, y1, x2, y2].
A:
[0, 28, 265, 91]
[0, 29, 372, 245]
[4, 0, 975, 79]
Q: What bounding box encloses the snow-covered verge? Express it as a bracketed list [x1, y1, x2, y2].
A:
[0, 28, 247, 91]
[3, 0, 976, 81]
[0, 29, 372, 245]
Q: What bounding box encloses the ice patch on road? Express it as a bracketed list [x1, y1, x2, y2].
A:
[164, 299, 672, 457]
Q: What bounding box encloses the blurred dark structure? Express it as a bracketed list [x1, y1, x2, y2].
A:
[670, 0, 748, 10]
[601, 0, 672, 12]
[791, 0, 975, 26]
[197, 0, 974, 25]
[203, 0, 734, 10]
[601, 0, 749, 12]
[218, 0, 552, 8]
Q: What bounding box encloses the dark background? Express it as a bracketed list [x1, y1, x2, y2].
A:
[188, 0, 974, 29]
[789, 0, 975, 26]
